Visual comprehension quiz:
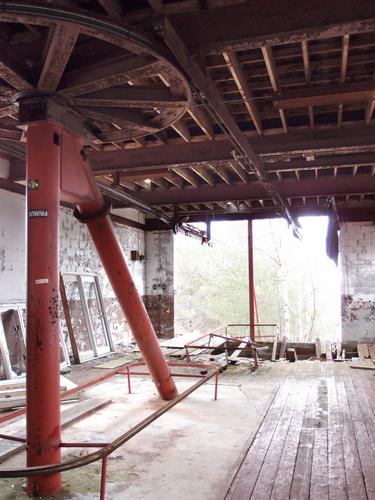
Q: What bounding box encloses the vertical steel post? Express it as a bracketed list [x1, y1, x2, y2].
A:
[25, 123, 62, 496]
[248, 218, 255, 341]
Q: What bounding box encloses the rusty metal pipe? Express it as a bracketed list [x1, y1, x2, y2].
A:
[79, 213, 178, 401]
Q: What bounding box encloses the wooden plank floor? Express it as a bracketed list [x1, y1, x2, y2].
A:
[224, 361, 375, 500]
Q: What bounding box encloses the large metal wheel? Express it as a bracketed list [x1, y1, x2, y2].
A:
[0, 2, 191, 147]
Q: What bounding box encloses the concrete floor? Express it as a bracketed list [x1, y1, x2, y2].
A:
[0, 365, 275, 500]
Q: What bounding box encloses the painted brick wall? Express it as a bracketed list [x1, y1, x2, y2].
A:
[340, 221, 375, 342]
[0, 189, 145, 346]
[144, 230, 175, 339]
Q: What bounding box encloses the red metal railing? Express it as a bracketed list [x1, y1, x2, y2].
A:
[0, 361, 219, 499]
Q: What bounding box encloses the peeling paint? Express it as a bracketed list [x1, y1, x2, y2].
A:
[340, 222, 375, 342]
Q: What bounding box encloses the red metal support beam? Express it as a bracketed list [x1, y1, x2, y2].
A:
[19, 94, 178, 496]
[25, 122, 62, 496]
[248, 218, 255, 341]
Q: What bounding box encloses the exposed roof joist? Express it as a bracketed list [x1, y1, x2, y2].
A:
[169, 0, 375, 55]
[134, 174, 375, 205]
[160, 17, 300, 233]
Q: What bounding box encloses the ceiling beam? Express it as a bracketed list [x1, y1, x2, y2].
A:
[223, 51, 262, 134]
[274, 81, 375, 109]
[261, 46, 287, 132]
[38, 23, 79, 91]
[86, 125, 375, 173]
[134, 174, 375, 205]
[168, 0, 375, 55]
[301, 40, 314, 129]
[161, 17, 299, 232]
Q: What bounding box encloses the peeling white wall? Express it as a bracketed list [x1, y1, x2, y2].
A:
[340, 221, 375, 342]
[0, 190, 26, 304]
[145, 230, 174, 296]
[0, 189, 145, 344]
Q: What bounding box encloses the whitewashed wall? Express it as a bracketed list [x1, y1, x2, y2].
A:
[340, 221, 375, 342]
[0, 189, 145, 344]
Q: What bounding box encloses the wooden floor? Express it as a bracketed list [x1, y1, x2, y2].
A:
[224, 361, 375, 500]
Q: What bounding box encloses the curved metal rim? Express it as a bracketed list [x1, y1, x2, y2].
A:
[0, 1, 192, 140]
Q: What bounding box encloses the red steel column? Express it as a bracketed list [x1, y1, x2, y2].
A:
[81, 212, 178, 401]
[248, 218, 255, 341]
[26, 123, 62, 496]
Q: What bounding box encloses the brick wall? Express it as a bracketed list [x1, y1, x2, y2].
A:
[340, 221, 375, 342]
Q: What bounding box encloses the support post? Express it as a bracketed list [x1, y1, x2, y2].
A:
[25, 123, 62, 496]
[81, 214, 178, 401]
[248, 218, 255, 341]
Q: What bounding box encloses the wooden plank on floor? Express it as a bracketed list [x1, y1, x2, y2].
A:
[289, 364, 318, 500]
[326, 363, 348, 500]
[344, 367, 375, 498]
[270, 384, 308, 500]
[334, 363, 367, 500]
[225, 365, 291, 499]
[310, 368, 329, 500]
[252, 363, 305, 500]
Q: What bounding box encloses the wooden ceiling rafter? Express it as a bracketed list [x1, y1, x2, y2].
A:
[261, 46, 288, 132]
[301, 40, 314, 129]
[337, 34, 350, 127]
[223, 50, 263, 135]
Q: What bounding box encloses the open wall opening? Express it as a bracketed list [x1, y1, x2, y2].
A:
[175, 216, 341, 342]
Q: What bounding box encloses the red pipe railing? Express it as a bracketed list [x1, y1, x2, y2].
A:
[0, 362, 219, 499]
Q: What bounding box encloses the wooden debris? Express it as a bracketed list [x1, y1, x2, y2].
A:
[271, 332, 278, 362]
[357, 343, 370, 359]
[326, 341, 332, 360]
[287, 348, 298, 362]
[368, 344, 375, 361]
[315, 338, 321, 358]
[279, 336, 287, 359]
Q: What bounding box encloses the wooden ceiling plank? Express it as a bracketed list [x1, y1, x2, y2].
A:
[262, 46, 287, 132]
[38, 23, 79, 92]
[164, 172, 184, 187]
[184, 0, 375, 56]
[161, 18, 297, 229]
[171, 120, 191, 142]
[338, 34, 350, 126]
[215, 165, 231, 185]
[274, 82, 375, 109]
[187, 103, 214, 139]
[223, 51, 262, 135]
[229, 161, 248, 183]
[365, 100, 375, 124]
[172, 167, 200, 187]
[191, 165, 216, 186]
[301, 41, 314, 129]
